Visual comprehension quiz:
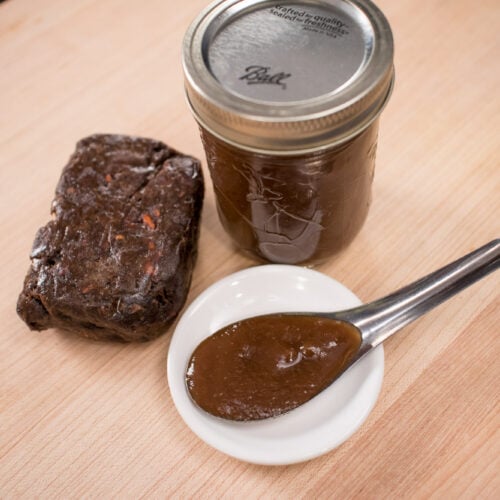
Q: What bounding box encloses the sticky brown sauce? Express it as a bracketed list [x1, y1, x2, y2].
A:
[200, 123, 378, 265]
[185, 314, 361, 421]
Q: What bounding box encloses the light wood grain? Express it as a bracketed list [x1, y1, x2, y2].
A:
[1, 0, 499, 497]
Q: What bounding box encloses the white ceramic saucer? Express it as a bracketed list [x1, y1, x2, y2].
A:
[167, 265, 384, 465]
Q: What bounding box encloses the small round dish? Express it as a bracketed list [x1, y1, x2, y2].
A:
[167, 265, 384, 465]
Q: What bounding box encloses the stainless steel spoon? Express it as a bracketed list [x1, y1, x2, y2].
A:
[328, 238, 499, 367]
[186, 239, 499, 421]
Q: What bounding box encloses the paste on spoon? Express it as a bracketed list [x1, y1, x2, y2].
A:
[185, 314, 361, 421]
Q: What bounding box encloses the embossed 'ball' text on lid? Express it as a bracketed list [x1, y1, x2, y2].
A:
[183, 0, 394, 153]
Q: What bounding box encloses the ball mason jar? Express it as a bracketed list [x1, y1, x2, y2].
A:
[183, 0, 394, 265]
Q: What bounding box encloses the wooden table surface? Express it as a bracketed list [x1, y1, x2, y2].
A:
[1, 0, 499, 497]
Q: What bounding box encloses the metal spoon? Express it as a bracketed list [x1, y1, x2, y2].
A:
[186, 239, 499, 420]
[330, 238, 499, 366]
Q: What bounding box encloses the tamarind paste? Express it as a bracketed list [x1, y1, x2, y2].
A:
[186, 314, 361, 421]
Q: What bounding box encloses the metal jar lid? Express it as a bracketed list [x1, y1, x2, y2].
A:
[183, 0, 394, 154]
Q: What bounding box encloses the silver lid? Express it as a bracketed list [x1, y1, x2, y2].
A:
[183, 0, 394, 153]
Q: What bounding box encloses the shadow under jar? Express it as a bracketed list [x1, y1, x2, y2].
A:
[183, 0, 394, 265]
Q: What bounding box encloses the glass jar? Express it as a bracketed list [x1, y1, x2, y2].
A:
[183, 0, 394, 265]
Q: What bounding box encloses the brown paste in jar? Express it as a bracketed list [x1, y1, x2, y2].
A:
[201, 122, 379, 265]
[185, 314, 361, 421]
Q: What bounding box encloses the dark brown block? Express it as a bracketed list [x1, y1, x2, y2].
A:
[17, 134, 204, 341]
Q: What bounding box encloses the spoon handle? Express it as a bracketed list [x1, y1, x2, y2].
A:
[339, 239, 500, 349]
